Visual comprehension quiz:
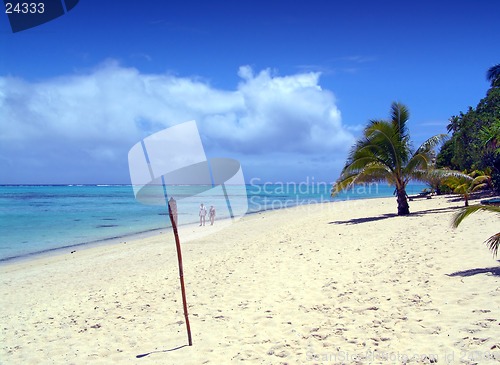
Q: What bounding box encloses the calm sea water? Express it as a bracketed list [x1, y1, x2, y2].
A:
[0, 183, 428, 261]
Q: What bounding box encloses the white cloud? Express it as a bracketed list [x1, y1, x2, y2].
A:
[0, 61, 354, 183]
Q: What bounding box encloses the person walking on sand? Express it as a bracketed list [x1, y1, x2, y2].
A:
[209, 205, 216, 225]
[199, 203, 207, 226]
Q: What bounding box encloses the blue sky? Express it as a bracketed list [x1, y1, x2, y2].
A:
[1, 0, 499, 184]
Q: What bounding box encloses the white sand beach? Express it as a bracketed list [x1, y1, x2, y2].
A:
[1, 195, 499, 364]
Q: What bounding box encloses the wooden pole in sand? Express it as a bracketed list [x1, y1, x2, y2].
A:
[168, 197, 192, 346]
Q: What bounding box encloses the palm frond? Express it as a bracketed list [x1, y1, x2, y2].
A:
[416, 134, 449, 153]
[453, 184, 468, 194]
[389, 102, 410, 137]
[408, 168, 450, 185]
[408, 169, 431, 183]
[364, 120, 408, 169]
[471, 175, 492, 186]
[342, 155, 380, 173]
[414, 168, 464, 185]
[443, 173, 473, 189]
[332, 162, 393, 196]
[404, 152, 431, 174]
[349, 164, 393, 184]
[485, 233, 500, 257]
[404, 134, 448, 174]
[331, 174, 358, 196]
[428, 169, 469, 180]
[471, 182, 490, 192]
[452, 204, 500, 228]
[452, 204, 500, 256]
[342, 120, 404, 176]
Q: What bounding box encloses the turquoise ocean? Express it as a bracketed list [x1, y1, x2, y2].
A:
[0, 183, 428, 262]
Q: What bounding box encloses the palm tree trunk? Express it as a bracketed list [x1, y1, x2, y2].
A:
[396, 187, 410, 215]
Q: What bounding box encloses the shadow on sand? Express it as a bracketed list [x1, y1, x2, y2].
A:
[329, 205, 461, 225]
[136, 344, 189, 359]
[447, 265, 500, 277]
[410, 206, 462, 216]
[329, 213, 397, 225]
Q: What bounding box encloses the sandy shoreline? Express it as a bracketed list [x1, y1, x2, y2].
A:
[1, 195, 499, 364]
[0, 204, 299, 265]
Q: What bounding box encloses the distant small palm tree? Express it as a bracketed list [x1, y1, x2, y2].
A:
[444, 171, 492, 206]
[487, 63, 500, 88]
[452, 204, 500, 257]
[332, 102, 447, 215]
[446, 115, 461, 133]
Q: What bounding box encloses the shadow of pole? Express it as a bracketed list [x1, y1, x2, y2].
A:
[136, 344, 189, 358]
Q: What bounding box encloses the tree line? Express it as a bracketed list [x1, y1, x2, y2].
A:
[436, 64, 500, 191]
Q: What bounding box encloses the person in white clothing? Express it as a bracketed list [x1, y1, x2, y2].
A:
[199, 203, 207, 226]
[209, 205, 216, 225]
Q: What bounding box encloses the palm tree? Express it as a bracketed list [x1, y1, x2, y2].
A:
[452, 204, 500, 257]
[332, 102, 446, 215]
[486, 63, 500, 88]
[446, 115, 461, 133]
[443, 171, 492, 206]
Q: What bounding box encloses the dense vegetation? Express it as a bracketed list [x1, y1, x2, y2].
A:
[436, 64, 500, 192]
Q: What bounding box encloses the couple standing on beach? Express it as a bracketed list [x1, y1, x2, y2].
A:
[199, 203, 216, 226]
